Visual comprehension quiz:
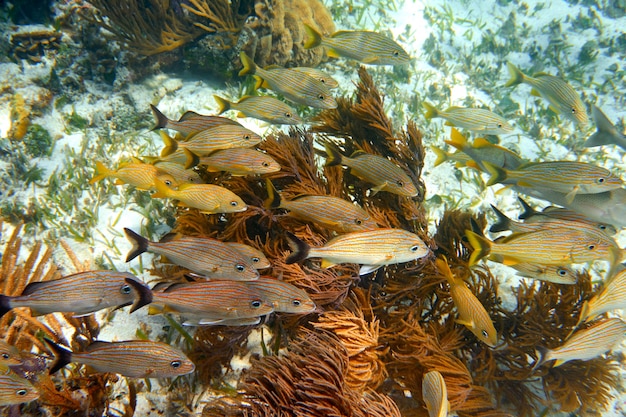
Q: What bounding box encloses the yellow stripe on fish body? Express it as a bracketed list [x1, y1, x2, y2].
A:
[445, 128, 525, 171]
[578, 269, 626, 326]
[124, 228, 259, 281]
[153, 161, 204, 184]
[45, 339, 195, 378]
[423, 102, 513, 135]
[505, 62, 588, 125]
[224, 242, 271, 269]
[214, 95, 302, 125]
[535, 318, 626, 368]
[286, 228, 429, 275]
[324, 142, 418, 197]
[150, 104, 240, 136]
[0, 371, 39, 406]
[436, 257, 498, 347]
[510, 263, 577, 285]
[89, 159, 176, 190]
[422, 370, 450, 417]
[484, 160, 622, 203]
[0, 341, 22, 367]
[239, 52, 337, 109]
[199, 148, 281, 176]
[245, 277, 316, 314]
[303, 24, 410, 66]
[291, 67, 339, 88]
[160, 124, 262, 158]
[0, 271, 151, 318]
[151, 179, 247, 214]
[265, 179, 378, 233]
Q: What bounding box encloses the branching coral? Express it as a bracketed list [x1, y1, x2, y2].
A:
[183, 0, 251, 34]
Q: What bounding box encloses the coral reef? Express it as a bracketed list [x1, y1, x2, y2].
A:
[9, 28, 62, 63]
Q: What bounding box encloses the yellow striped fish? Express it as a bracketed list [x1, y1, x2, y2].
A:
[291, 67, 339, 88]
[505, 62, 588, 125]
[124, 228, 259, 281]
[424, 102, 513, 135]
[0, 371, 39, 406]
[44, 338, 195, 378]
[214, 95, 302, 125]
[246, 277, 316, 314]
[150, 104, 240, 136]
[0, 341, 22, 367]
[224, 242, 271, 269]
[510, 263, 577, 285]
[584, 105, 626, 150]
[484, 160, 622, 203]
[303, 24, 410, 66]
[431, 145, 472, 168]
[146, 281, 274, 325]
[239, 52, 337, 109]
[160, 125, 262, 158]
[0, 271, 152, 318]
[445, 128, 525, 171]
[153, 160, 204, 184]
[151, 179, 247, 214]
[534, 318, 626, 368]
[199, 148, 281, 176]
[577, 269, 626, 326]
[89, 158, 177, 190]
[422, 370, 449, 417]
[436, 257, 498, 347]
[285, 228, 430, 276]
[324, 142, 418, 197]
[265, 179, 378, 233]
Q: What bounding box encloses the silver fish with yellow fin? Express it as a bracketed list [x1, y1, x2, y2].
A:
[422, 370, 450, 417]
[239, 52, 337, 109]
[285, 228, 429, 276]
[0, 271, 151, 318]
[445, 128, 525, 171]
[150, 104, 240, 136]
[124, 228, 259, 281]
[0, 371, 39, 406]
[199, 148, 281, 176]
[246, 277, 316, 314]
[160, 125, 262, 158]
[291, 67, 339, 88]
[324, 142, 418, 197]
[214, 94, 302, 125]
[89, 158, 177, 190]
[151, 178, 247, 214]
[534, 318, 626, 368]
[510, 263, 577, 285]
[436, 257, 498, 347]
[44, 338, 195, 378]
[584, 105, 626, 150]
[303, 24, 410, 66]
[505, 62, 588, 125]
[577, 269, 626, 326]
[423, 102, 513, 135]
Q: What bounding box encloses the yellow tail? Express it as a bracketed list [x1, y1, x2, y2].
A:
[151, 178, 174, 199]
[422, 102, 440, 120]
[303, 23, 323, 49]
[89, 161, 113, 184]
[445, 128, 469, 151]
[239, 52, 257, 76]
[504, 62, 525, 88]
[465, 230, 492, 266]
[213, 95, 231, 115]
[159, 131, 178, 157]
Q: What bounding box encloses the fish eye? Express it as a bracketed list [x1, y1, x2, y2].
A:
[355, 219, 363, 225]
[557, 268, 568, 276]
[318, 94, 325, 100]
[393, 51, 399, 56]
[244, 134, 251, 140]
[164, 179, 173, 186]
[262, 161, 270, 167]
[170, 360, 181, 369]
[235, 263, 246, 272]
[587, 244, 596, 250]
[599, 224, 607, 230]
[292, 299, 302, 307]
[1, 353, 9, 359]
[284, 112, 292, 118]
[497, 123, 503, 128]
[120, 284, 132, 294]
[481, 329, 489, 338]
[251, 257, 260, 263]
[571, 107, 576, 114]
[410, 245, 421, 252]
[230, 201, 238, 206]
[395, 180, 404, 187]
[251, 299, 262, 308]
[597, 177, 606, 184]
[16, 389, 28, 396]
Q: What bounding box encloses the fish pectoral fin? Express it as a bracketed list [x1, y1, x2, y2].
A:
[553, 359, 565, 367]
[361, 56, 379, 64]
[326, 48, 341, 59]
[370, 183, 387, 196]
[320, 259, 337, 269]
[565, 186, 579, 204]
[501, 256, 522, 266]
[114, 179, 125, 185]
[455, 318, 474, 328]
[530, 88, 542, 97]
[548, 105, 561, 114]
[359, 264, 382, 275]
[444, 120, 454, 126]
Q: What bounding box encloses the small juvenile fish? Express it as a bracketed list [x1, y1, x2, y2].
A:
[0, 371, 39, 406]
[0, 271, 152, 318]
[422, 370, 450, 417]
[224, 242, 271, 269]
[265, 179, 378, 233]
[431, 145, 472, 168]
[324, 142, 418, 197]
[577, 269, 626, 325]
[160, 125, 262, 158]
[505, 62, 588, 125]
[0, 340, 22, 367]
[445, 128, 525, 171]
[285, 228, 430, 276]
[424, 103, 513, 135]
[151, 179, 247, 214]
[583, 105, 626, 150]
[510, 263, 577, 285]
[199, 148, 281, 176]
[291, 67, 339, 88]
[245, 277, 316, 314]
[214, 94, 302, 125]
[146, 281, 274, 325]
[153, 160, 204, 184]
[304, 24, 410, 66]
[89, 158, 177, 190]
[150, 104, 240, 136]
[44, 338, 195, 378]
[436, 257, 498, 347]
[124, 228, 259, 281]
[534, 318, 626, 368]
[484, 160, 622, 203]
[239, 52, 337, 109]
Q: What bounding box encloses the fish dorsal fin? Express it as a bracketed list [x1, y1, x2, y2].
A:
[159, 232, 182, 243]
[359, 264, 381, 275]
[163, 283, 187, 293]
[84, 341, 109, 352]
[179, 111, 201, 121]
[320, 259, 337, 269]
[21, 281, 48, 296]
[532, 72, 551, 77]
[473, 137, 492, 148]
[130, 156, 144, 164]
[151, 282, 171, 292]
[444, 106, 462, 112]
[349, 149, 367, 158]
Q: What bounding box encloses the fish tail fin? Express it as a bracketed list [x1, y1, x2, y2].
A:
[124, 278, 153, 313]
[213, 95, 231, 115]
[151, 178, 173, 199]
[124, 228, 150, 262]
[285, 232, 310, 264]
[489, 205, 512, 233]
[422, 102, 439, 119]
[323, 142, 344, 167]
[150, 104, 170, 130]
[159, 131, 178, 157]
[517, 197, 537, 220]
[445, 128, 468, 150]
[504, 62, 525, 87]
[430, 145, 448, 167]
[483, 161, 507, 186]
[264, 179, 282, 209]
[239, 52, 257, 76]
[303, 23, 322, 49]
[43, 338, 72, 375]
[434, 256, 455, 284]
[532, 346, 550, 371]
[0, 295, 12, 318]
[89, 161, 113, 184]
[183, 148, 200, 169]
[465, 230, 491, 266]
